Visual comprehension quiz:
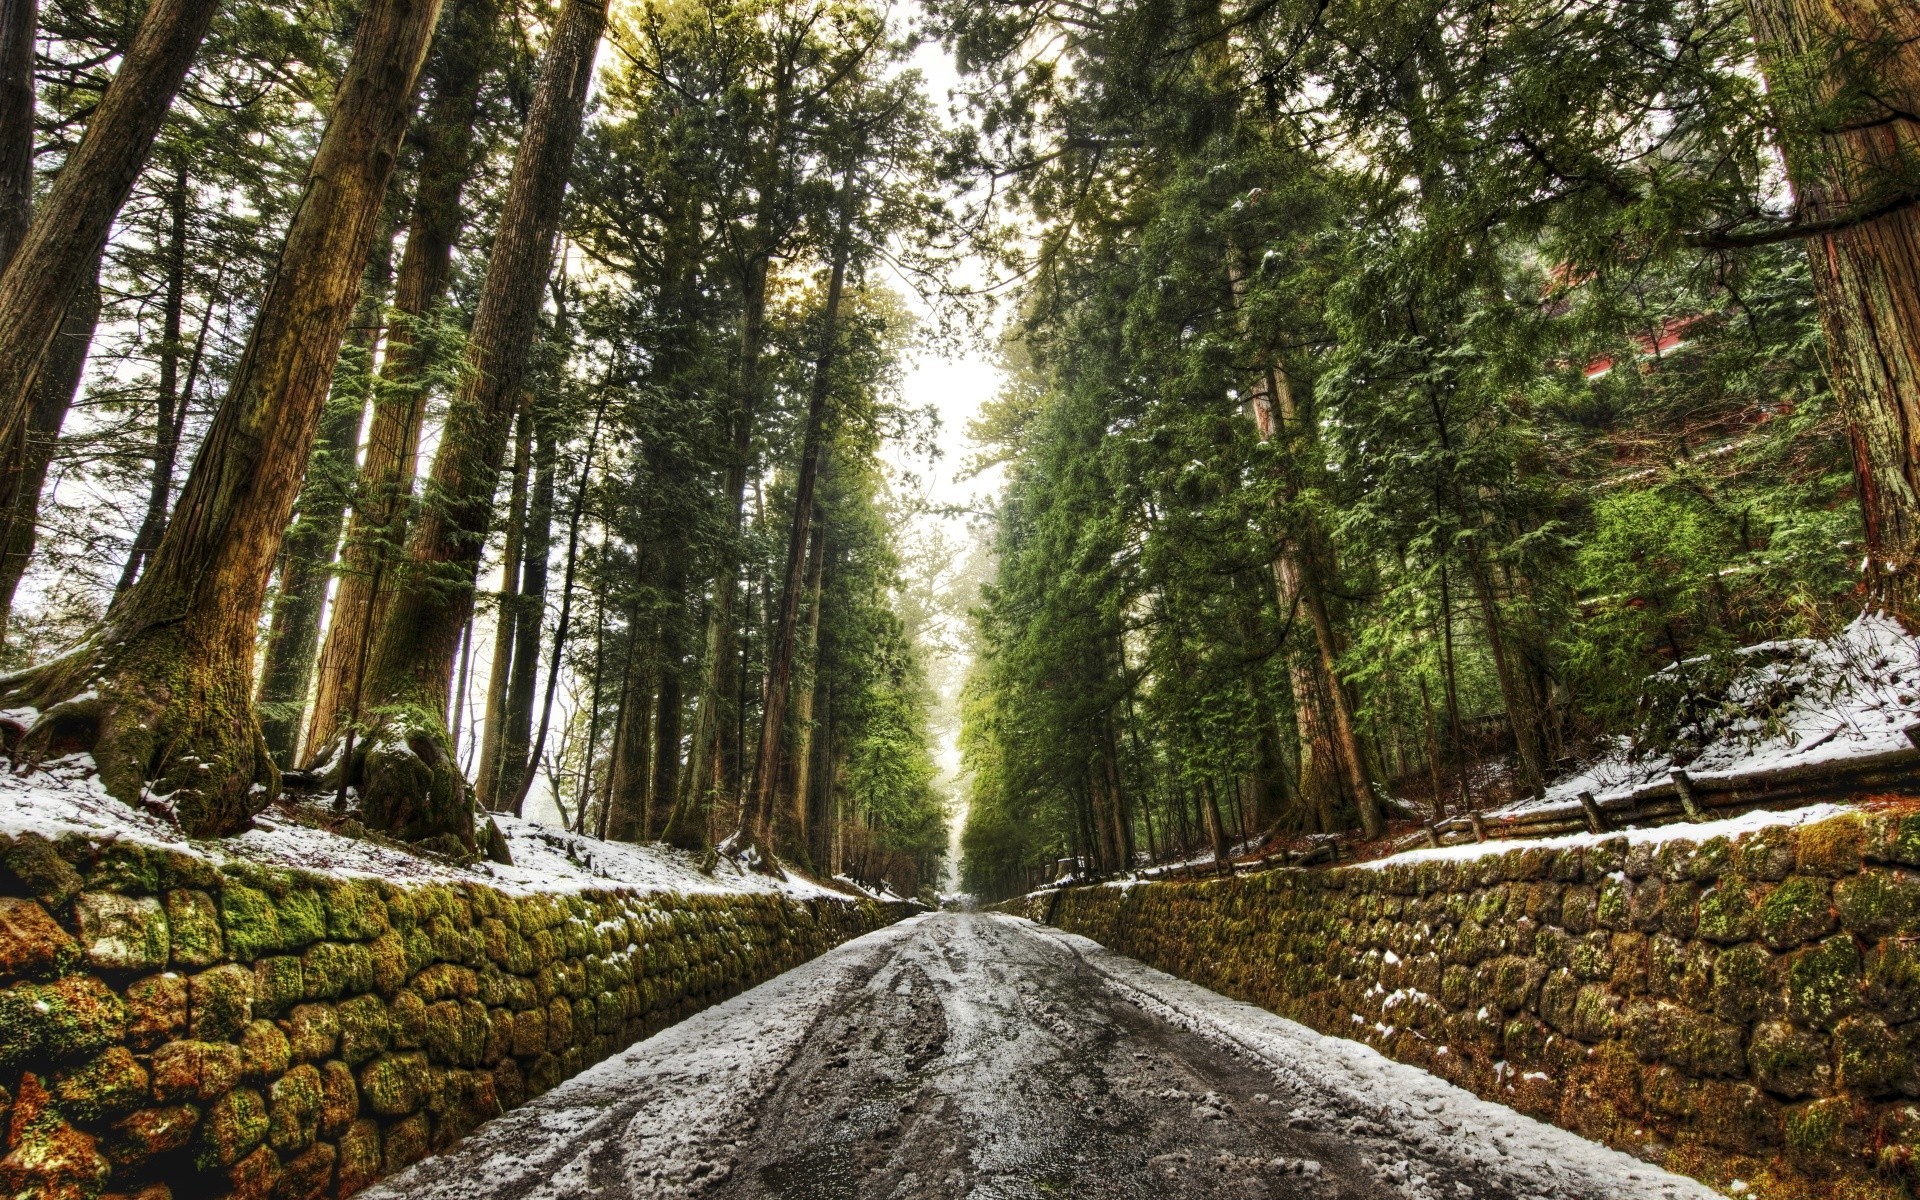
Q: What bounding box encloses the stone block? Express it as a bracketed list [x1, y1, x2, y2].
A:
[0, 895, 77, 979]
[189, 964, 255, 1041]
[165, 889, 223, 967]
[74, 892, 169, 971]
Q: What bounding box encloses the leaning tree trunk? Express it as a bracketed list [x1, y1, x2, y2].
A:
[255, 236, 396, 764]
[0, 0, 33, 266]
[349, 0, 606, 848]
[0, 0, 220, 448]
[306, 0, 501, 757]
[474, 406, 530, 809]
[114, 169, 191, 597]
[1736, 0, 1920, 619]
[0, 261, 97, 634]
[737, 170, 856, 864]
[0, 0, 443, 838]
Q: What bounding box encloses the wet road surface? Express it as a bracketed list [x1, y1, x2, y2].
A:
[367, 913, 1716, 1200]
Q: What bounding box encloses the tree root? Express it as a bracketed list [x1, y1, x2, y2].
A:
[0, 628, 275, 837]
[305, 703, 479, 858]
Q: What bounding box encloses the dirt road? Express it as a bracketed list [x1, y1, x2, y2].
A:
[365, 912, 1716, 1200]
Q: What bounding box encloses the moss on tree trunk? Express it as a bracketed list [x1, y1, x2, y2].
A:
[0, 0, 443, 838]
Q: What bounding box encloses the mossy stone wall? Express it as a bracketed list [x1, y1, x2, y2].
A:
[0, 830, 910, 1200]
[1000, 811, 1920, 1200]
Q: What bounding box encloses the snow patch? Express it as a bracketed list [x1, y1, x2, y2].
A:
[1363, 802, 1850, 869]
[1493, 612, 1920, 822]
[0, 754, 850, 900]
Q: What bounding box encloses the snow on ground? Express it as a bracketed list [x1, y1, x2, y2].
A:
[0, 753, 849, 900]
[1492, 612, 1920, 821]
[1020, 919, 1718, 1200]
[1363, 801, 1850, 870]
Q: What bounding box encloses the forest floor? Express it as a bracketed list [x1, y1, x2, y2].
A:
[362, 913, 1717, 1200]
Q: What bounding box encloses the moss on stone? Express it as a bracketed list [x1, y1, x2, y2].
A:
[194, 1086, 268, 1169]
[238, 1019, 290, 1080]
[1784, 1096, 1847, 1155]
[276, 889, 327, 950]
[163, 890, 223, 968]
[1696, 882, 1762, 944]
[0, 974, 126, 1065]
[265, 1063, 322, 1154]
[276, 1140, 334, 1200]
[336, 1117, 381, 1196]
[0, 1073, 110, 1200]
[123, 972, 187, 1050]
[85, 842, 158, 895]
[1759, 877, 1836, 950]
[3, 833, 84, 910]
[217, 884, 283, 963]
[0, 896, 78, 980]
[150, 1039, 243, 1105]
[358, 1052, 426, 1117]
[1834, 870, 1920, 939]
[1711, 943, 1774, 1023]
[1787, 936, 1864, 1029]
[73, 892, 169, 972]
[187, 964, 254, 1041]
[104, 1104, 200, 1169]
[251, 956, 303, 1017]
[287, 1003, 338, 1062]
[326, 880, 389, 941]
[225, 1141, 279, 1199]
[298, 941, 373, 1002]
[52, 1046, 148, 1121]
[335, 994, 391, 1066]
[1796, 816, 1867, 877]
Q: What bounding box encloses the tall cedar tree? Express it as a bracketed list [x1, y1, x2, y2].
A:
[346, 0, 607, 849]
[0, 0, 444, 836]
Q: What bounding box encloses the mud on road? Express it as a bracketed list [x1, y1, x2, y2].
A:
[366, 913, 1716, 1200]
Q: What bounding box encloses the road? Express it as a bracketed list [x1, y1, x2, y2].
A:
[366, 912, 1717, 1200]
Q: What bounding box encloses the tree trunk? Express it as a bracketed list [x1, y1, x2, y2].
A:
[350, 0, 605, 847]
[648, 663, 681, 840]
[775, 510, 827, 866]
[0, 0, 33, 267]
[1228, 255, 1382, 837]
[737, 169, 856, 862]
[1739, 0, 1920, 619]
[114, 168, 191, 597]
[306, 0, 501, 755]
[475, 407, 530, 809]
[1460, 531, 1549, 796]
[0, 0, 443, 838]
[255, 232, 396, 763]
[497, 421, 555, 810]
[0, 0, 221, 446]
[603, 625, 652, 842]
[0, 261, 97, 635]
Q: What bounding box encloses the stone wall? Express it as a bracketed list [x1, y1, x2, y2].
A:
[1000, 809, 1920, 1200]
[0, 828, 911, 1200]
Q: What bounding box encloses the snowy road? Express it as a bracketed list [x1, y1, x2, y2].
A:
[365, 912, 1718, 1200]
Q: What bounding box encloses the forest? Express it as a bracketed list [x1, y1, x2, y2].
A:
[945, 0, 1920, 896]
[0, 0, 1913, 908]
[0, 0, 952, 897]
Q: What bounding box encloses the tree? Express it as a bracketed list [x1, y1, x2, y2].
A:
[0, 0, 221, 448]
[0, 0, 445, 836]
[347, 0, 608, 849]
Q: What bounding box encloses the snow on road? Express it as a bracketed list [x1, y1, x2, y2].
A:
[367, 912, 1714, 1200]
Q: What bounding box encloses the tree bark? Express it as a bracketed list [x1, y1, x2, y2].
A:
[475, 406, 529, 809]
[0, 0, 443, 838]
[0, 261, 97, 635]
[306, 0, 502, 755]
[114, 169, 191, 597]
[775, 509, 827, 865]
[497, 421, 555, 810]
[603, 626, 653, 842]
[0, 0, 33, 267]
[351, 0, 605, 847]
[0, 0, 221, 448]
[737, 169, 856, 863]
[648, 663, 682, 840]
[1737, 0, 1920, 618]
[256, 232, 397, 763]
